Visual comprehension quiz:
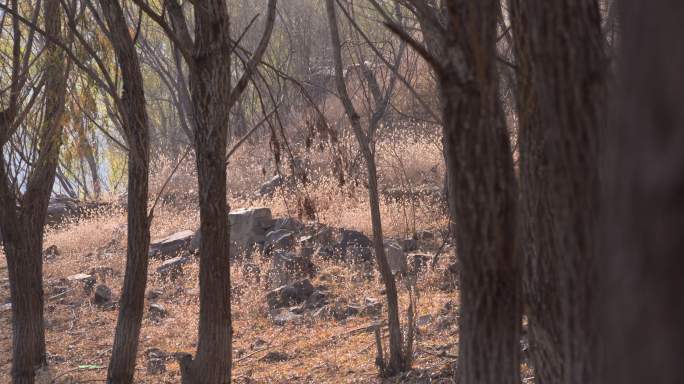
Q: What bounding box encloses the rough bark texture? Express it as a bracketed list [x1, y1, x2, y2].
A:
[602, 2, 684, 383]
[99, 1, 152, 383]
[510, 1, 605, 382]
[325, 0, 407, 374]
[0, 1, 67, 382]
[180, 2, 233, 382]
[439, 1, 521, 383]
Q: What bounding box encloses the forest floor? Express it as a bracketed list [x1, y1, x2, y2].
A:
[0, 136, 532, 383]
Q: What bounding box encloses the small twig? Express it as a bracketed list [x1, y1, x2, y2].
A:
[48, 288, 72, 301]
[234, 345, 273, 363]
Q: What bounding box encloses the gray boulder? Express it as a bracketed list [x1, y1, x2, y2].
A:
[269, 250, 315, 287]
[230, 207, 273, 251]
[149, 230, 195, 259]
[156, 256, 190, 280]
[340, 229, 372, 262]
[94, 284, 112, 305]
[266, 279, 315, 309]
[257, 174, 284, 196]
[384, 239, 407, 274]
[265, 229, 294, 252]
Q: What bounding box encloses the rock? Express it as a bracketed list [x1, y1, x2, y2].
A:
[304, 289, 328, 310]
[402, 238, 418, 252]
[46, 195, 80, 225]
[149, 230, 195, 259]
[266, 279, 314, 309]
[149, 303, 168, 320]
[300, 246, 314, 260]
[257, 174, 284, 196]
[270, 308, 303, 326]
[156, 256, 190, 280]
[384, 240, 407, 274]
[93, 285, 112, 305]
[251, 338, 268, 350]
[269, 250, 315, 286]
[67, 273, 97, 293]
[417, 230, 435, 240]
[331, 298, 382, 321]
[146, 288, 164, 301]
[416, 314, 434, 327]
[230, 207, 273, 251]
[43, 245, 60, 261]
[146, 348, 167, 374]
[88, 266, 116, 280]
[340, 230, 373, 263]
[0, 302, 11, 313]
[271, 217, 304, 233]
[363, 297, 382, 316]
[261, 351, 289, 362]
[265, 229, 294, 252]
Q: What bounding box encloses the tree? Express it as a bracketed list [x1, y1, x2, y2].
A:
[0, 1, 69, 382]
[325, 0, 410, 375]
[391, 0, 522, 381]
[602, 2, 684, 383]
[510, 1, 606, 382]
[133, 0, 277, 381]
[87, 1, 153, 383]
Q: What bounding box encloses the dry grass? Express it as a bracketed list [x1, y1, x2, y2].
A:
[0, 134, 515, 383]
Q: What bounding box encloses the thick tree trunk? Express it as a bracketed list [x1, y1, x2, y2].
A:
[4, 226, 46, 384]
[179, 2, 233, 383]
[510, 1, 605, 382]
[0, 1, 67, 382]
[602, 2, 684, 383]
[99, 1, 151, 383]
[439, 1, 521, 383]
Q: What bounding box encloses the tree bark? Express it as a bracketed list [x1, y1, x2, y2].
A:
[180, 2, 233, 382]
[439, 1, 521, 383]
[0, 1, 68, 382]
[510, 1, 605, 382]
[602, 2, 684, 383]
[99, 1, 152, 383]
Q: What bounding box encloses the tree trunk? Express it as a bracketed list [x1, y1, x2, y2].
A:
[4, 226, 46, 384]
[99, 1, 151, 383]
[439, 1, 521, 383]
[325, 0, 407, 374]
[602, 2, 684, 383]
[180, 2, 233, 382]
[0, 1, 67, 382]
[510, 1, 605, 382]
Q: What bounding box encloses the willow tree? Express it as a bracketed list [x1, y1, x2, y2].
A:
[0, 1, 68, 382]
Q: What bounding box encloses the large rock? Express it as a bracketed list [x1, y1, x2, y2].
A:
[271, 217, 304, 233]
[156, 256, 190, 280]
[256, 174, 284, 197]
[384, 239, 407, 274]
[265, 229, 294, 252]
[230, 207, 273, 248]
[269, 250, 315, 287]
[149, 230, 195, 259]
[266, 279, 314, 309]
[94, 284, 112, 305]
[340, 229, 372, 263]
